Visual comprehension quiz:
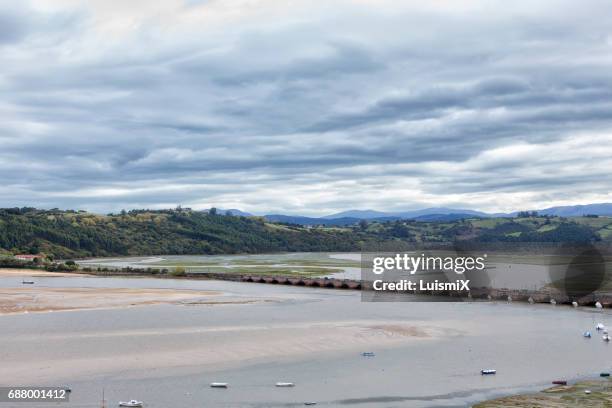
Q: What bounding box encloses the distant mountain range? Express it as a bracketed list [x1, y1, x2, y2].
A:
[218, 203, 612, 226]
[528, 203, 612, 217]
[263, 212, 485, 226]
[263, 214, 370, 226]
[219, 209, 253, 217]
[323, 208, 489, 219]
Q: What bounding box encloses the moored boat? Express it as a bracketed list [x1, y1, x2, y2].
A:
[275, 382, 295, 387]
[552, 380, 567, 385]
[118, 400, 143, 407]
[481, 369, 496, 375]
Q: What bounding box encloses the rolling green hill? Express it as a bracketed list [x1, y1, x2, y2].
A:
[0, 208, 608, 259]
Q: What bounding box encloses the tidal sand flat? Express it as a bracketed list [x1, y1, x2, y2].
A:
[2, 272, 612, 407]
[0, 286, 227, 314]
[0, 268, 87, 277]
[0, 272, 457, 387]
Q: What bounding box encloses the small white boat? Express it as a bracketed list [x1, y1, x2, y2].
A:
[585, 390, 592, 394]
[597, 323, 605, 331]
[596, 301, 603, 309]
[275, 382, 295, 387]
[550, 298, 556, 305]
[481, 369, 496, 375]
[361, 352, 375, 357]
[210, 383, 229, 388]
[572, 301, 578, 308]
[603, 334, 611, 342]
[528, 297, 535, 304]
[118, 400, 143, 407]
[584, 331, 592, 338]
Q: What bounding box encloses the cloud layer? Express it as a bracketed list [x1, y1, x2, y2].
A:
[2, 0, 612, 215]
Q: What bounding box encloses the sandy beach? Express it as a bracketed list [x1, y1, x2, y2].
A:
[0, 286, 231, 314]
[0, 268, 271, 314]
[0, 268, 87, 277]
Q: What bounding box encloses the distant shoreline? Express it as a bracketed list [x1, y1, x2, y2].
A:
[5, 265, 612, 309]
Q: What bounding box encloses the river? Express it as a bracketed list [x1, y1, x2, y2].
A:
[1, 266, 611, 407]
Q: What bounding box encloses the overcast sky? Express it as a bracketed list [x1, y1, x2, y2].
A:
[2, 0, 612, 215]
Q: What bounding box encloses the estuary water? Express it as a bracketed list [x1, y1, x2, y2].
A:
[75, 252, 574, 289]
[1, 271, 611, 407]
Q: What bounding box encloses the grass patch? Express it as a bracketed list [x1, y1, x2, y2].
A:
[471, 218, 506, 229]
[574, 217, 612, 229]
[537, 224, 558, 232]
[169, 266, 186, 277]
[190, 266, 338, 277]
[598, 226, 612, 239]
[474, 379, 612, 407]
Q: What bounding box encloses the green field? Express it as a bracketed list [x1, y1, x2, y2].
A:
[78, 253, 362, 278]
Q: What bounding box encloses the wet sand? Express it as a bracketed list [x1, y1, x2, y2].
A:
[0, 268, 86, 277]
[0, 268, 278, 314]
[3, 319, 457, 384]
[0, 286, 227, 314]
[0, 270, 456, 385]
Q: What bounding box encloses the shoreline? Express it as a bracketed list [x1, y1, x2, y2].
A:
[474, 379, 612, 407]
[0, 268, 88, 277]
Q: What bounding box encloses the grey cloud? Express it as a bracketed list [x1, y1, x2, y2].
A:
[305, 77, 612, 133]
[0, 9, 28, 44]
[2, 1, 612, 214]
[0, 4, 83, 47]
